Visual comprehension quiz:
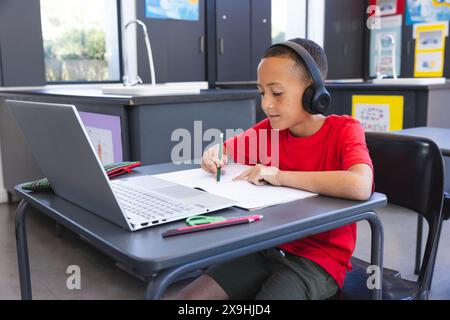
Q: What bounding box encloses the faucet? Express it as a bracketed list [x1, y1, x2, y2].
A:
[376, 34, 398, 80]
[122, 19, 156, 86]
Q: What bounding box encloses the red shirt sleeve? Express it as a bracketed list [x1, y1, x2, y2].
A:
[339, 120, 373, 171]
[339, 120, 375, 192]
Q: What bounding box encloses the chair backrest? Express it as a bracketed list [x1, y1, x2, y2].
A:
[365, 132, 445, 294]
[443, 193, 450, 220]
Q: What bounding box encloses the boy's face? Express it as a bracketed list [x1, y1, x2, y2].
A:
[257, 56, 311, 130]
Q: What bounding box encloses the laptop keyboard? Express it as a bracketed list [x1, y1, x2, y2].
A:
[111, 183, 198, 222]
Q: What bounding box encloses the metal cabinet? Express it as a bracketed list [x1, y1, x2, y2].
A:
[251, 0, 271, 78]
[0, 43, 3, 86]
[323, 0, 365, 80]
[216, 0, 252, 82]
[216, 0, 271, 82]
[325, 82, 450, 129]
[135, 0, 271, 83]
[136, 0, 206, 83]
[129, 99, 256, 165]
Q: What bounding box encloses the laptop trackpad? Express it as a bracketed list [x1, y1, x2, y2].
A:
[156, 185, 202, 199]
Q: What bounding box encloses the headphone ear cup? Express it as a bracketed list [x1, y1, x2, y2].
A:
[302, 85, 315, 114]
[313, 91, 331, 114]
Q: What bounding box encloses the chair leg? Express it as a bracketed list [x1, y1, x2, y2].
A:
[427, 211, 445, 293]
[415, 215, 424, 275]
[7, 191, 14, 204]
[55, 222, 63, 238]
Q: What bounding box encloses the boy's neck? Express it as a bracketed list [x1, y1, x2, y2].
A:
[288, 114, 327, 138]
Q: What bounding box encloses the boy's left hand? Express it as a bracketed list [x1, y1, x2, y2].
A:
[233, 164, 281, 186]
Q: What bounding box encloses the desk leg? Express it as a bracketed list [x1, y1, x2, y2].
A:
[367, 211, 384, 300]
[144, 265, 206, 299]
[144, 268, 187, 300]
[15, 200, 32, 300]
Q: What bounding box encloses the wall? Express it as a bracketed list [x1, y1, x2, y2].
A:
[0, 141, 7, 203]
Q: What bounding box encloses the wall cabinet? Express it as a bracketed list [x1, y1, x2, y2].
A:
[0, 0, 45, 86]
[136, 0, 207, 83]
[216, 0, 271, 82]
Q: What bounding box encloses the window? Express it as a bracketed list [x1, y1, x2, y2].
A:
[40, 0, 121, 83]
[271, 0, 324, 48]
[271, 0, 306, 43]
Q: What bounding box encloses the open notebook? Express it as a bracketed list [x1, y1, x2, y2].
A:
[153, 163, 317, 210]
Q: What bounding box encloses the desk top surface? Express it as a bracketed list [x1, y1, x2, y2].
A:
[15, 163, 387, 273]
[395, 127, 450, 156]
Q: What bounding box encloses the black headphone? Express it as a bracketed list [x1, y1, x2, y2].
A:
[265, 41, 331, 115]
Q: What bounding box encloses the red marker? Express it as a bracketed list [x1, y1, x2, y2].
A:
[162, 215, 263, 238]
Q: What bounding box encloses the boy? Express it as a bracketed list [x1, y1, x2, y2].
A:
[175, 38, 373, 300]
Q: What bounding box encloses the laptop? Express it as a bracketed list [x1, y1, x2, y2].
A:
[6, 99, 237, 231]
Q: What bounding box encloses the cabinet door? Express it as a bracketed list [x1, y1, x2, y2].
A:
[216, 0, 252, 82]
[136, 0, 206, 83]
[0, 43, 3, 86]
[323, 0, 365, 79]
[251, 0, 271, 81]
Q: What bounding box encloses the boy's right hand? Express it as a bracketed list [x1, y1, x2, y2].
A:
[201, 144, 228, 175]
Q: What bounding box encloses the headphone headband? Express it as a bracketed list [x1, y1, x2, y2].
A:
[266, 41, 323, 88]
[265, 41, 331, 114]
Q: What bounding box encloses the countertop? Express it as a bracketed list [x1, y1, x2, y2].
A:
[216, 79, 450, 90]
[2, 79, 449, 106]
[0, 85, 259, 106]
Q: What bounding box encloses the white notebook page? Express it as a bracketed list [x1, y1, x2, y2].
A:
[153, 163, 317, 210]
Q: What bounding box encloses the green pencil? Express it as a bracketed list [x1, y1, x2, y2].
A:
[217, 133, 223, 182]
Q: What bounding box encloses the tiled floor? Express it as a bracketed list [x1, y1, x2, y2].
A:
[1, 201, 449, 300]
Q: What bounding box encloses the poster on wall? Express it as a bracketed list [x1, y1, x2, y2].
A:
[406, 0, 450, 25]
[352, 95, 404, 132]
[78, 112, 123, 165]
[145, 0, 199, 21]
[413, 22, 448, 77]
[370, 0, 406, 16]
[370, 15, 403, 77]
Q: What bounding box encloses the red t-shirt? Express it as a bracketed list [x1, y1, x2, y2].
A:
[224, 115, 373, 288]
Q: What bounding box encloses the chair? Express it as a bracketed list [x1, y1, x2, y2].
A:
[414, 192, 450, 274]
[340, 132, 445, 300]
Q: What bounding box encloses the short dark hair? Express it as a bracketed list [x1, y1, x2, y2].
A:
[262, 38, 328, 81]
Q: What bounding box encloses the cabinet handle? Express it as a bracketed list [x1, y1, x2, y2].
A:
[200, 35, 205, 53]
[218, 37, 224, 55]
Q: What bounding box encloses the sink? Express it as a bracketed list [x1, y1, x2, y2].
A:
[102, 82, 209, 96]
[372, 77, 446, 85]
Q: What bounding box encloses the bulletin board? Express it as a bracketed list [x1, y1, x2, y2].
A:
[406, 0, 450, 25]
[369, 0, 406, 16]
[145, 0, 199, 21]
[352, 95, 404, 132]
[413, 22, 448, 77]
